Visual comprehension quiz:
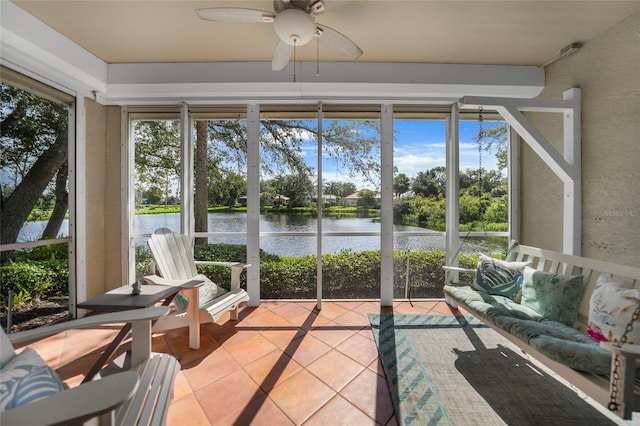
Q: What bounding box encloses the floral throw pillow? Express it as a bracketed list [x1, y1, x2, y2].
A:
[520, 266, 586, 326]
[472, 253, 530, 300]
[587, 275, 640, 344]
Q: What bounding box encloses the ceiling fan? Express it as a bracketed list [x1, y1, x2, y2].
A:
[196, 0, 363, 71]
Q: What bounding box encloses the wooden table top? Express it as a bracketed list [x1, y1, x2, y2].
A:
[77, 284, 182, 312]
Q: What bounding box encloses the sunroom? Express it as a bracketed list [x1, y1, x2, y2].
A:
[1, 1, 639, 424]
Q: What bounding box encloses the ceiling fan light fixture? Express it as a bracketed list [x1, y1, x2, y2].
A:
[274, 9, 316, 46]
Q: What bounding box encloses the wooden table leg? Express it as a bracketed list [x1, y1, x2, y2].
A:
[81, 324, 131, 384]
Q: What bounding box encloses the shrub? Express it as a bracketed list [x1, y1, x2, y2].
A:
[0, 260, 68, 308]
[2, 241, 484, 310]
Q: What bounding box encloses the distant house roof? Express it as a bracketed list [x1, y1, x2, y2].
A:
[345, 189, 381, 199]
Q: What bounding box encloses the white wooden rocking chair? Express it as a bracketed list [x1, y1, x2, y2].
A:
[144, 228, 250, 349]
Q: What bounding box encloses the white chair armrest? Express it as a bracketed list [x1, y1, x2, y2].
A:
[195, 261, 251, 290]
[142, 275, 204, 289]
[8, 306, 170, 346]
[442, 266, 477, 274]
[0, 371, 139, 426]
[195, 261, 250, 270]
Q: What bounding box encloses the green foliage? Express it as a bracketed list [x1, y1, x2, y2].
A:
[484, 195, 508, 223]
[27, 208, 53, 221]
[412, 167, 446, 198]
[136, 205, 181, 215]
[324, 181, 357, 198]
[393, 250, 476, 298]
[398, 196, 446, 230]
[459, 193, 482, 223]
[357, 189, 378, 209]
[323, 250, 381, 298]
[15, 242, 68, 261]
[194, 243, 279, 291]
[190, 243, 480, 300]
[0, 260, 68, 308]
[393, 173, 411, 197]
[1, 241, 487, 310]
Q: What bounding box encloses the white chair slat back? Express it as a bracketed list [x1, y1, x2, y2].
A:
[149, 228, 198, 280]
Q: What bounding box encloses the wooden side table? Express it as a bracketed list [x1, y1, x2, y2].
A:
[77, 281, 199, 383]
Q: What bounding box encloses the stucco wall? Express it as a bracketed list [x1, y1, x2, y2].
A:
[521, 10, 639, 266]
[84, 99, 107, 298]
[84, 101, 124, 298]
[104, 106, 124, 290]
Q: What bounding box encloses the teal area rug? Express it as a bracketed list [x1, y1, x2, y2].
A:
[369, 313, 619, 426]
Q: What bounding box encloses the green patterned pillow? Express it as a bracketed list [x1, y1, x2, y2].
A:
[472, 254, 530, 300]
[194, 274, 227, 306]
[520, 266, 586, 326]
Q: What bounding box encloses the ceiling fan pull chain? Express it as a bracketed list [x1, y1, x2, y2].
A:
[316, 37, 320, 76]
[293, 42, 297, 83]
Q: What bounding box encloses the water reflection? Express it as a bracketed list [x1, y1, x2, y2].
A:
[19, 212, 505, 257]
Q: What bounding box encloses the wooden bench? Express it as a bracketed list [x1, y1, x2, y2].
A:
[0, 307, 180, 426]
[443, 243, 640, 420]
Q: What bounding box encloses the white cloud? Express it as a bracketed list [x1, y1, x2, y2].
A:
[394, 153, 446, 177]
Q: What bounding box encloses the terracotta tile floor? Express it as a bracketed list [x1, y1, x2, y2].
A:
[18, 300, 460, 425]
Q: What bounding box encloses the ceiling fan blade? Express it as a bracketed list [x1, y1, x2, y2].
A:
[195, 8, 275, 23]
[316, 24, 362, 59]
[272, 41, 294, 70]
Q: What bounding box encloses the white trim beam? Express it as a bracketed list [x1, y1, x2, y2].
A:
[246, 104, 261, 307]
[105, 62, 544, 104]
[445, 103, 460, 283]
[180, 103, 193, 236]
[498, 105, 573, 183]
[563, 89, 582, 255]
[380, 104, 394, 306]
[460, 89, 582, 254]
[316, 103, 323, 310]
[508, 126, 520, 245]
[73, 97, 86, 309]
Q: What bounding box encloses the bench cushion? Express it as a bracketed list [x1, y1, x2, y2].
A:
[444, 284, 615, 376]
[444, 285, 543, 323]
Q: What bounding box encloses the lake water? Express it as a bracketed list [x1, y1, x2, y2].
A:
[19, 212, 503, 256]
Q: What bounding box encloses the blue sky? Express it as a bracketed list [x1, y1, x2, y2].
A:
[301, 119, 503, 190]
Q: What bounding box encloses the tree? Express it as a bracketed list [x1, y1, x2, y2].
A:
[412, 167, 446, 198]
[478, 122, 508, 171]
[357, 189, 378, 209]
[484, 195, 508, 223]
[393, 173, 410, 198]
[1, 83, 69, 251]
[324, 181, 357, 198]
[134, 118, 380, 230]
[195, 121, 208, 245]
[209, 171, 246, 207]
[144, 187, 164, 204]
[267, 174, 314, 207]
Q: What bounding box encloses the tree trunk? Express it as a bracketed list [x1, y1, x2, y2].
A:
[194, 121, 208, 246]
[1, 127, 68, 248]
[41, 163, 69, 240]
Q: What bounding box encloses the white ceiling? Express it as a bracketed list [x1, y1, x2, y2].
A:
[12, 0, 640, 67]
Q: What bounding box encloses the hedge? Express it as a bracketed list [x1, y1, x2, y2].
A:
[3, 243, 479, 309]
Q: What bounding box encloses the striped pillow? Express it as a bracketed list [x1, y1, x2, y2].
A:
[0, 348, 68, 411]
